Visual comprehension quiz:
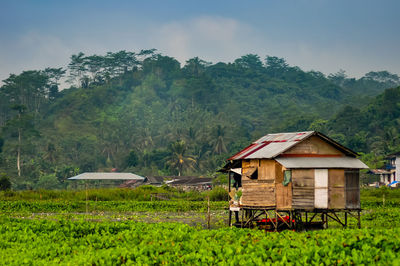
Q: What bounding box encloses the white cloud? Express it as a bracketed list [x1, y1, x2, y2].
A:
[0, 31, 72, 84]
[0, 16, 264, 85]
[1, 15, 398, 85]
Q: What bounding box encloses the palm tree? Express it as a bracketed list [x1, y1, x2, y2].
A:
[213, 125, 228, 155]
[167, 140, 196, 176]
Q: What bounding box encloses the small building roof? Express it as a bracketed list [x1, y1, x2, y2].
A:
[68, 172, 145, 180]
[368, 169, 392, 175]
[275, 157, 368, 169]
[228, 131, 357, 160]
[386, 151, 400, 158]
[166, 176, 213, 186]
[145, 176, 166, 184]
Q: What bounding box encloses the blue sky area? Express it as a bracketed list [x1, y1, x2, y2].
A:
[1, 0, 399, 82]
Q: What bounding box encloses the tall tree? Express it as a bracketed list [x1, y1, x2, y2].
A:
[265, 56, 289, 77]
[213, 125, 228, 155]
[167, 140, 196, 176]
[3, 105, 37, 177]
[183, 57, 211, 77]
[44, 67, 66, 100]
[234, 54, 263, 70]
[2, 71, 49, 114]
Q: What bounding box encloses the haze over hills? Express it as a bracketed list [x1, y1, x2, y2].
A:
[1, 50, 399, 189]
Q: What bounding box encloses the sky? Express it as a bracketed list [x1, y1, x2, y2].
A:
[1, 0, 400, 83]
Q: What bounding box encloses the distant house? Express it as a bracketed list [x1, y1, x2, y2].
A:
[69, 172, 145, 189]
[165, 176, 213, 191]
[120, 176, 164, 188]
[120, 175, 212, 190]
[369, 151, 400, 185]
[143, 176, 165, 186]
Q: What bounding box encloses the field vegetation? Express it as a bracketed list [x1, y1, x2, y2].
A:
[1, 187, 400, 264]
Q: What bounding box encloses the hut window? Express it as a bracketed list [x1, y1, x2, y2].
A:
[243, 167, 258, 179]
[283, 170, 292, 186]
[250, 169, 258, 179]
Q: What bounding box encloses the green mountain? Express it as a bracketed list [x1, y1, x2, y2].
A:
[0, 50, 399, 189]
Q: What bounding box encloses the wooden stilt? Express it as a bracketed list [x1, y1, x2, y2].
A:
[241, 209, 244, 228]
[325, 212, 328, 228]
[229, 207, 361, 231]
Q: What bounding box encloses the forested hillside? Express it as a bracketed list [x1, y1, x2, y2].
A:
[1, 50, 399, 189]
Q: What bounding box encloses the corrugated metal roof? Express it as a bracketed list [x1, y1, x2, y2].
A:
[368, 169, 392, 175]
[167, 177, 213, 186]
[228, 131, 314, 160]
[68, 172, 145, 180]
[275, 157, 369, 169]
[254, 131, 313, 143]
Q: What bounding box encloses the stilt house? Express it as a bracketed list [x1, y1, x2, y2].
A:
[224, 131, 368, 211]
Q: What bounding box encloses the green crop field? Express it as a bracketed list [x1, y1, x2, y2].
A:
[1, 187, 400, 265]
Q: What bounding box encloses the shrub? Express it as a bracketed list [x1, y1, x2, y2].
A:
[207, 186, 228, 201]
[0, 173, 11, 191]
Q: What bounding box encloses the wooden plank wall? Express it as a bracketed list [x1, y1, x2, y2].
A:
[259, 160, 275, 180]
[345, 170, 360, 209]
[283, 136, 344, 155]
[292, 169, 314, 209]
[241, 180, 275, 206]
[275, 162, 292, 209]
[328, 169, 345, 209]
[241, 159, 276, 207]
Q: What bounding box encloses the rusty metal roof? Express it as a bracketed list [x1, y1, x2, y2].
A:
[228, 131, 314, 160]
[276, 157, 368, 169]
[228, 131, 359, 160]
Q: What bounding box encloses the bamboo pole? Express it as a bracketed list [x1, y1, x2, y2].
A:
[207, 195, 211, 229]
[383, 193, 385, 207]
[85, 181, 88, 215]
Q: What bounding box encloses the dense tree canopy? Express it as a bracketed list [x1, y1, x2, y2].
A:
[1, 50, 399, 189]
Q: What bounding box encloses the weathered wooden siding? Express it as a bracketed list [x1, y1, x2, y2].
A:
[276, 183, 292, 209]
[242, 159, 257, 178]
[241, 159, 276, 207]
[292, 169, 314, 209]
[241, 158, 356, 210]
[259, 160, 275, 180]
[241, 180, 275, 206]
[275, 162, 292, 209]
[283, 136, 344, 155]
[345, 170, 360, 209]
[328, 169, 345, 209]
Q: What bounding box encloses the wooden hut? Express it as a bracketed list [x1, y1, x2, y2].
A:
[221, 131, 368, 230]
